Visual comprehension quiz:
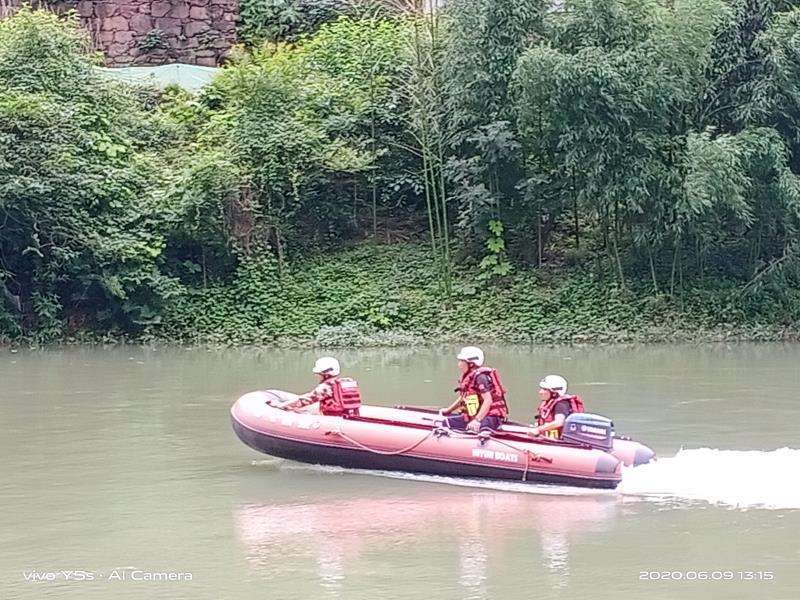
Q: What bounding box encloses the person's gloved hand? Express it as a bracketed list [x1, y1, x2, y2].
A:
[466, 419, 481, 433]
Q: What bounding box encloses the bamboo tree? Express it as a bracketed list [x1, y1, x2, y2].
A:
[397, 1, 454, 295]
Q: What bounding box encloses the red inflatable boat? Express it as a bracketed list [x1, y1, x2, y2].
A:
[231, 390, 655, 489]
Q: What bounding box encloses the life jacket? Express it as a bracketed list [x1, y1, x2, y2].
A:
[536, 394, 584, 438]
[457, 366, 509, 419]
[322, 376, 362, 417]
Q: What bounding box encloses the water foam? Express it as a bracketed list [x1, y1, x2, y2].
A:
[276, 447, 800, 509]
[618, 447, 800, 510]
[280, 463, 615, 497]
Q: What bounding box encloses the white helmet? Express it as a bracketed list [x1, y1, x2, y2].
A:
[539, 374, 567, 395]
[456, 346, 485, 367]
[312, 356, 340, 377]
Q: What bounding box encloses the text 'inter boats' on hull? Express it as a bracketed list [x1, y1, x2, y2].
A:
[231, 390, 655, 489]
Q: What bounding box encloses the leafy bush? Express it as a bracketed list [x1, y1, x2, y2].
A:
[0, 9, 179, 339]
[314, 321, 424, 347]
[152, 242, 800, 345]
[160, 14, 410, 280]
[238, 0, 353, 47]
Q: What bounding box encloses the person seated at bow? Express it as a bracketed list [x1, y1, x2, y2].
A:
[439, 346, 509, 433]
[531, 375, 584, 439]
[281, 356, 361, 417]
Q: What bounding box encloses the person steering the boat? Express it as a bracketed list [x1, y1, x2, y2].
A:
[281, 356, 361, 417]
[440, 346, 509, 433]
[531, 375, 584, 439]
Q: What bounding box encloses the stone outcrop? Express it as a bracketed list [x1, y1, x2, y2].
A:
[5, 0, 239, 66]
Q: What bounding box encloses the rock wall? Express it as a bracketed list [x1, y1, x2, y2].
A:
[5, 0, 239, 66]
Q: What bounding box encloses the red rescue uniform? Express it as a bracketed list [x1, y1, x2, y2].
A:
[295, 376, 362, 416]
[536, 394, 584, 438]
[456, 366, 509, 420]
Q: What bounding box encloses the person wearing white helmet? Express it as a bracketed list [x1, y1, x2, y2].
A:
[531, 374, 584, 438]
[282, 357, 362, 416]
[440, 346, 509, 433]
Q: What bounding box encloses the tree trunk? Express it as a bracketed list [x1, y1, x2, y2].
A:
[670, 232, 680, 296]
[201, 247, 207, 289]
[648, 243, 658, 294]
[352, 181, 358, 229]
[610, 229, 626, 290]
[572, 170, 579, 249]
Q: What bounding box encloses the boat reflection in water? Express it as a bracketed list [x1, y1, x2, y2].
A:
[233, 480, 618, 597]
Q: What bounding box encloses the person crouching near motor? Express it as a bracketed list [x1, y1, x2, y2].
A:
[439, 346, 509, 433]
[531, 375, 584, 439]
[281, 356, 361, 417]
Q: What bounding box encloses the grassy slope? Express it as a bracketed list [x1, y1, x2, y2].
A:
[154, 242, 800, 347]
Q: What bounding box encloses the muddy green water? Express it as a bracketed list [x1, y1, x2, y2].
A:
[1, 344, 799, 600]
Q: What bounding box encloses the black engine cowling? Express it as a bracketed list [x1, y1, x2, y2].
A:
[562, 413, 614, 451]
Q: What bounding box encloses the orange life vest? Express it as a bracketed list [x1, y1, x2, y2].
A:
[536, 394, 584, 437]
[457, 366, 509, 419]
[322, 376, 361, 417]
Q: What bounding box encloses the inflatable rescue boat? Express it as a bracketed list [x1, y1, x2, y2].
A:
[231, 390, 655, 489]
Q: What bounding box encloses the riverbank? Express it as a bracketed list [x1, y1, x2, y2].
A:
[139, 243, 800, 347]
[5, 242, 800, 349]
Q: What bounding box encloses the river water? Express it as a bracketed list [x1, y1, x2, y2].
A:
[2, 344, 799, 599]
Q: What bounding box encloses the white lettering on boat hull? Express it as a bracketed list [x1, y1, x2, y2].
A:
[471, 448, 519, 463]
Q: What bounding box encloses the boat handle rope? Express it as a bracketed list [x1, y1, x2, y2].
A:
[263, 390, 286, 406]
[435, 429, 553, 481]
[441, 429, 552, 462]
[326, 428, 437, 456]
[479, 436, 553, 482]
[328, 425, 551, 481]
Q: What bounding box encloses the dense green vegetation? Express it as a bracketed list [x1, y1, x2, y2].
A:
[238, 0, 353, 47]
[3, 1, 800, 346]
[159, 242, 800, 346]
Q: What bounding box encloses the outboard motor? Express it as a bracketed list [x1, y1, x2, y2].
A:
[562, 413, 614, 451]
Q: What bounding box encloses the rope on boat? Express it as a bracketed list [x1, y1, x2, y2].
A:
[262, 390, 288, 406]
[491, 438, 553, 482]
[522, 451, 531, 482]
[329, 428, 436, 456]
[329, 423, 552, 481]
[441, 431, 553, 482]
